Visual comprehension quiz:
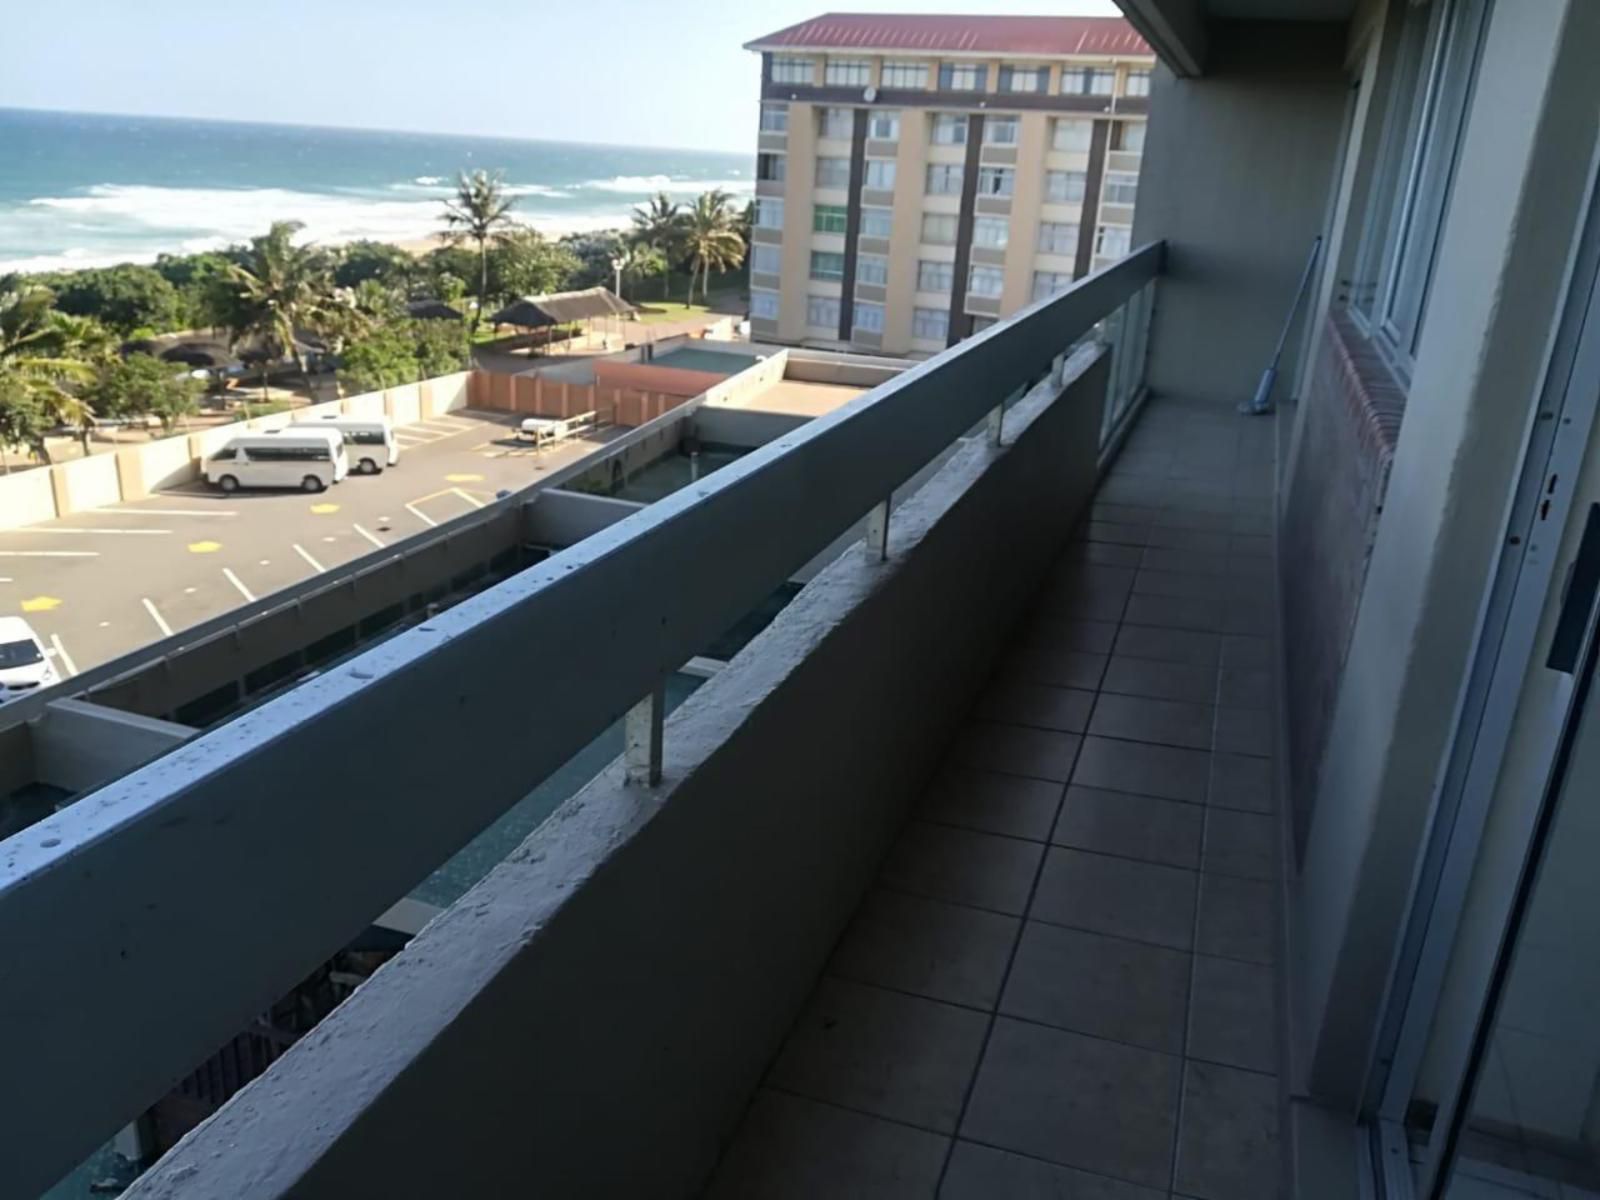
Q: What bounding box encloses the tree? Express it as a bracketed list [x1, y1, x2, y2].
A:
[0, 371, 49, 472]
[88, 353, 202, 432]
[220, 222, 338, 380]
[154, 250, 237, 329]
[441, 171, 517, 333]
[338, 319, 469, 395]
[52, 264, 181, 335]
[0, 275, 97, 462]
[558, 231, 626, 291]
[630, 193, 685, 299]
[679, 190, 746, 305]
[413, 320, 471, 379]
[488, 229, 580, 305]
[334, 240, 418, 291]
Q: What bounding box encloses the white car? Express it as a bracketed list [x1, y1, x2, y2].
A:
[0, 617, 60, 703]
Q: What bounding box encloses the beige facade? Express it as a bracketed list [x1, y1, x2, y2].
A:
[747, 36, 1155, 356]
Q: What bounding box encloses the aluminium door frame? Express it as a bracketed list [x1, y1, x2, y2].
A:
[1363, 143, 1600, 1197]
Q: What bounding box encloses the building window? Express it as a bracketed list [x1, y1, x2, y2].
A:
[1045, 170, 1087, 203]
[813, 204, 847, 234]
[1032, 271, 1074, 301]
[972, 216, 1009, 249]
[880, 61, 929, 89]
[868, 110, 900, 141]
[1102, 171, 1139, 206]
[864, 159, 896, 190]
[1124, 69, 1151, 97]
[1096, 226, 1132, 259]
[931, 113, 968, 145]
[755, 197, 784, 229]
[759, 104, 789, 134]
[815, 157, 851, 190]
[971, 316, 997, 333]
[825, 59, 871, 87]
[913, 306, 949, 341]
[853, 301, 885, 333]
[819, 107, 853, 140]
[1112, 121, 1146, 153]
[999, 65, 1047, 93]
[750, 244, 781, 275]
[750, 290, 780, 319]
[1053, 118, 1093, 153]
[757, 153, 786, 183]
[938, 63, 986, 92]
[1038, 221, 1079, 256]
[810, 251, 846, 282]
[984, 116, 1019, 146]
[926, 164, 964, 196]
[1349, 0, 1491, 371]
[917, 259, 954, 292]
[1062, 67, 1115, 95]
[856, 254, 889, 286]
[860, 207, 893, 238]
[921, 213, 958, 245]
[968, 265, 1004, 298]
[977, 166, 1014, 197]
[806, 294, 840, 329]
[771, 57, 813, 85]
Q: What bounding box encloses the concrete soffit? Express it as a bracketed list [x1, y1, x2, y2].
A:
[1116, 0, 1209, 77]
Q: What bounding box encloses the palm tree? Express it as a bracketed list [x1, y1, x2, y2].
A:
[223, 222, 337, 382]
[630, 193, 684, 300]
[680, 190, 746, 306]
[441, 171, 517, 333]
[0, 275, 98, 463]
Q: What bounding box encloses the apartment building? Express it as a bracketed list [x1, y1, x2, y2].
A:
[744, 14, 1154, 355]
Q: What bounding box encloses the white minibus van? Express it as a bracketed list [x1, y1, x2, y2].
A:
[290, 416, 398, 474]
[205, 430, 348, 493]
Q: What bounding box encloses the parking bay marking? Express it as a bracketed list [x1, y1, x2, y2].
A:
[49, 634, 78, 677]
[294, 543, 326, 572]
[142, 598, 174, 637]
[222, 568, 256, 602]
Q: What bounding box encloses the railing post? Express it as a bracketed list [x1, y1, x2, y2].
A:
[987, 402, 1005, 446]
[624, 679, 665, 786]
[864, 498, 890, 562]
[1050, 351, 1067, 389]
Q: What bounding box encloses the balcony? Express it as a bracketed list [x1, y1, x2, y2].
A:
[1, 248, 1179, 1198]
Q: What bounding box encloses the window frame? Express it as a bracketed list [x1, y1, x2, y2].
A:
[824, 59, 872, 87]
[867, 110, 901, 141]
[939, 63, 986, 92]
[984, 116, 1020, 147]
[812, 204, 848, 234]
[755, 197, 785, 229]
[1096, 226, 1132, 259]
[926, 164, 964, 196]
[1038, 221, 1079, 256]
[815, 156, 851, 190]
[931, 113, 968, 145]
[1124, 69, 1151, 97]
[809, 251, 846, 283]
[749, 289, 780, 320]
[852, 301, 885, 334]
[860, 207, 893, 238]
[749, 244, 781, 275]
[1102, 171, 1139, 206]
[967, 264, 1005, 299]
[920, 214, 958, 245]
[771, 57, 813, 85]
[819, 107, 854, 140]
[880, 61, 929, 89]
[999, 65, 1046, 94]
[805, 294, 841, 329]
[1045, 170, 1087, 204]
[977, 166, 1015, 198]
[912, 306, 949, 341]
[855, 254, 889, 286]
[759, 104, 789, 133]
[1052, 118, 1093, 153]
[863, 159, 897, 190]
[1032, 270, 1074, 302]
[917, 259, 954, 292]
[972, 216, 1010, 249]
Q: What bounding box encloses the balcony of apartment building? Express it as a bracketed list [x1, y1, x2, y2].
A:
[6, 2, 1600, 1199]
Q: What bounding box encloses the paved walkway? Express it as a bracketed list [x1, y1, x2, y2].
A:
[703, 395, 1284, 1199]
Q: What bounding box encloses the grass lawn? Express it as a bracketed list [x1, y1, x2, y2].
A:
[632, 288, 747, 324]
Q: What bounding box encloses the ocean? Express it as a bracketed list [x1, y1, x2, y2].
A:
[0, 107, 753, 274]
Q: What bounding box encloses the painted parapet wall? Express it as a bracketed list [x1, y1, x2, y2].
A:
[0, 373, 472, 532]
[124, 351, 1109, 1200]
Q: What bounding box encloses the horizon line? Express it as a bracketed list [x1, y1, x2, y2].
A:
[0, 103, 753, 159]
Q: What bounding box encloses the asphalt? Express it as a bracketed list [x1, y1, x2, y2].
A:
[0, 410, 623, 676]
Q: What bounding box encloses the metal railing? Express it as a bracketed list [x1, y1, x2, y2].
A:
[0, 241, 1163, 1198]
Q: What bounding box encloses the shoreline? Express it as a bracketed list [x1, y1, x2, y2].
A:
[0, 213, 636, 277]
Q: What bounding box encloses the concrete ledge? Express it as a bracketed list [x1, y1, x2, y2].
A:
[128, 352, 1108, 1200]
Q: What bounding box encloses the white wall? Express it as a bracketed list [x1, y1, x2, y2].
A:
[0, 468, 58, 530]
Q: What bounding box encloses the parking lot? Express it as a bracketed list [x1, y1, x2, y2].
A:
[0, 410, 622, 675]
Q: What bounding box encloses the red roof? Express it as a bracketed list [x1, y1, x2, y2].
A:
[745, 13, 1151, 58]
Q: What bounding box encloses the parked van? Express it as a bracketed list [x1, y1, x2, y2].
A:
[290, 416, 399, 474]
[0, 617, 60, 704]
[205, 430, 348, 494]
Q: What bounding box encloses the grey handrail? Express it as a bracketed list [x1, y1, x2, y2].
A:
[0, 240, 1163, 1198]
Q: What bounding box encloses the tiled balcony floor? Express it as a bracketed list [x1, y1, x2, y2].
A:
[704, 396, 1283, 1199]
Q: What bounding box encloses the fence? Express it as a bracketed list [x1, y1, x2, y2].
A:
[0, 373, 471, 532]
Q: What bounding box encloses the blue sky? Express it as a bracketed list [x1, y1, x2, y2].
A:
[1, 0, 1122, 152]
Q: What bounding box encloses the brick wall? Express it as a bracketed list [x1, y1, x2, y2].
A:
[466, 370, 687, 428]
[1281, 310, 1404, 859]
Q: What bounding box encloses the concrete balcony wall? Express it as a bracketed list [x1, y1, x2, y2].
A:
[1131, 26, 1348, 408]
[127, 353, 1110, 1200]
